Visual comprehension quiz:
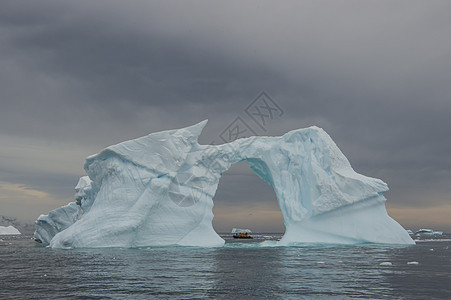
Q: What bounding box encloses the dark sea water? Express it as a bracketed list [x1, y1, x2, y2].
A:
[1, 233, 450, 299]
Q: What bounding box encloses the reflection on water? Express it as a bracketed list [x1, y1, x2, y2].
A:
[0, 234, 450, 299]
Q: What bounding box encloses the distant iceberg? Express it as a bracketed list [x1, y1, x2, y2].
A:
[0, 225, 21, 235]
[35, 120, 414, 248]
[415, 229, 443, 235]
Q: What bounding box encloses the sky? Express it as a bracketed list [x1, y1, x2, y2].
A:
[1, 1, 450, 232]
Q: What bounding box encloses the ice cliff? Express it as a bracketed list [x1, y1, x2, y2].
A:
[35, 120, 414, 248]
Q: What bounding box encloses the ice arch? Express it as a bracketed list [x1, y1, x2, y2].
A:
[35, 120, 414, 248]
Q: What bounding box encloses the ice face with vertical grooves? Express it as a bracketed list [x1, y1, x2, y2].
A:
[35, 120, 414, 248]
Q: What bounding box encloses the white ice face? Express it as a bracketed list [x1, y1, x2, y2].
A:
[0, 225, 21, 235]
[35, 120, 414, 248]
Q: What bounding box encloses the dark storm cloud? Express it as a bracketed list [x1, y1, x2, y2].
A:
[1, 1, 450, 228]
[0, 0, 290, 143]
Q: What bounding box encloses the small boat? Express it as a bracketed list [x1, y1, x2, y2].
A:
[232, 228, 253, 239]
[406, 229, 414, 235]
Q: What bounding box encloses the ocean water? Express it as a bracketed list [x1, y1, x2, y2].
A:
[1, 233, 450, 299]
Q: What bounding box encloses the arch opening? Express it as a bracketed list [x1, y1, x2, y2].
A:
[212, 161, 285, 238]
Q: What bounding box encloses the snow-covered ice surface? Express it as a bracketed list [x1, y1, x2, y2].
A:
[34, 176, 92, 244]
[35, 120, 414, 248]
[0, 225, 21, 235]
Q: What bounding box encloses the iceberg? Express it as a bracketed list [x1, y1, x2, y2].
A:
[34, 176, 92, 244]
[35, 120, 414, 248]
[415, 229, 443, 235]
[0, 225, 21, 235]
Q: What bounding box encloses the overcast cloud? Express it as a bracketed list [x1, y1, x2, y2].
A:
[1, 1, 450, 232]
